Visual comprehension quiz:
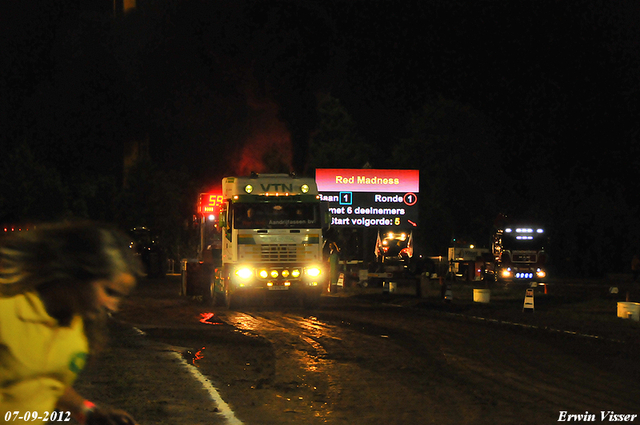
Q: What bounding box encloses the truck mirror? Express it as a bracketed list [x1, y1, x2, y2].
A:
[219, 210, 227, 228]
[320, 202, 331, 230]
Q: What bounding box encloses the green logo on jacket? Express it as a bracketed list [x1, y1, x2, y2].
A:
[69, 352, 87, 374]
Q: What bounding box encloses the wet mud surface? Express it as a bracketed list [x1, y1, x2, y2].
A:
[78, 276, 640, 425]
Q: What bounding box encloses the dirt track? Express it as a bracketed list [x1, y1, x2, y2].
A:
[75, 276, 640, 425]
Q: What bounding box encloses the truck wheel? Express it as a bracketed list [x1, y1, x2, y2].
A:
[213, 290, 224, 306]
[204, 282, 215, 305]
[224, 288, 233, 309]
[225, 289, 242, 310]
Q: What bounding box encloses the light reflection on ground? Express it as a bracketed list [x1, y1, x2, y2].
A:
[199, 312, 224, 325]
[224, 312, 336, 372]
[193, 347, 205, 365]
[220, 311, 341, 422]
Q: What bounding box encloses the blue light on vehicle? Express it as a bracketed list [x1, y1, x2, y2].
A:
[516, 228, 533, 233]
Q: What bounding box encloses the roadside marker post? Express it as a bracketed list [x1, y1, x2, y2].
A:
[523, 288, 535, 312]
[444, 280, 453, 303]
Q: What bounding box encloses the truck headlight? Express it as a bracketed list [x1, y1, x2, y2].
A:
[501, 269, 512, 278]
[235, 267, 253, 280]
[536, 269, 546, 278]
[259, 269, 268, 278]
[306, 267, 321, 277]
[291, 269, 301, 278]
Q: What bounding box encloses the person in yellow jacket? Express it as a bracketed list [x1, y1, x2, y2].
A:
[1, 221, 142, 424]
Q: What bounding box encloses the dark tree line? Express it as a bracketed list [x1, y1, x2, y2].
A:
[3, 0, 640, 276]
[0, 142, 200, 262]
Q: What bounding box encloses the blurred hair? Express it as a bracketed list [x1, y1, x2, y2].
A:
[0, 221, 142, 297]
[0, 221, 143, 351]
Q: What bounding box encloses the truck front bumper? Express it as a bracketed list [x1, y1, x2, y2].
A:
[229, 264, 325, 291]
[499, 267, 546, 281]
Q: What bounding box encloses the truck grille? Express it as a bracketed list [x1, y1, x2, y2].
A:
[261, 244, 298, 262]
[513, 253, 537, 262]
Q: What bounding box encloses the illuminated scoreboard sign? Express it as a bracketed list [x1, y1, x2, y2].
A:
[315, 169, 419, 228]
[198, 193, 223, 216]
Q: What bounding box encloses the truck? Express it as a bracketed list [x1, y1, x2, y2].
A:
[129, 227, 167, 278]
[369, 230, 416, 290]
[487, 221, 548, 283]
[447, 245, 492, 281]
[211, 173, 328, 308]
[375, 230, 413, 267]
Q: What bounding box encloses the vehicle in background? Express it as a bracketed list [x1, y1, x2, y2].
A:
[368, 231, 415, 288]
[374, 231, 413, 268]
[447, 244, 492, 281]
[486, 220, 548, 283]
[129, 227, 167, 278]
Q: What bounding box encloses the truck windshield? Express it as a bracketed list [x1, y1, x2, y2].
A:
[502, 234, 546, 251]
[233, 203, 321, 229]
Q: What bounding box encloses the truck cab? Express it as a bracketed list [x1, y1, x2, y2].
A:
[490, 225, 547, 283]
[213, 173, 328, 308]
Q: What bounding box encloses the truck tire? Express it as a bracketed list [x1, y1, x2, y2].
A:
[204, 282, 215, 305]
[224, 287, 232, 309]
[213, 289, 226, 307]
[225, 288, 243, 310]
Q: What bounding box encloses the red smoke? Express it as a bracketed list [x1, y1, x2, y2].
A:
[234, 93, 292, 175]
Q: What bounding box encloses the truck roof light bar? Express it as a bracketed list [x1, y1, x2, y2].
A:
[505, 228, 544, 234]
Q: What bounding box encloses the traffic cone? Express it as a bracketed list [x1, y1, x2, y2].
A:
[523, 288, 534, 312]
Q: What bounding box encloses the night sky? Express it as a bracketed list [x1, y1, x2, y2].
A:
[2, 0, 640, 274]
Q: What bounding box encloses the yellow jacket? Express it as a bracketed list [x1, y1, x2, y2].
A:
[1, 292, 88, 420]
